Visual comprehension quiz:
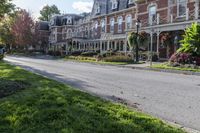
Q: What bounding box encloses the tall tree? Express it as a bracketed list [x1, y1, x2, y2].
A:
[0, 16, 15, 46]
[11, 9, 35, 49]
[0, 0, 14, 19]
[39, 5, 60, 21]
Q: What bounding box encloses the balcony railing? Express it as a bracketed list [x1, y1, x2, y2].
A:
[141, 7, 199, 28]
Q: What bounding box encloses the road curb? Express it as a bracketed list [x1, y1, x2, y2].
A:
[120, 65, 200, 76]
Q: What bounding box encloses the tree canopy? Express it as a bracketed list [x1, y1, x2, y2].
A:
[11, 10, 35, 48]
[39, 5, 60, 21]
[0, 0, 14, 19]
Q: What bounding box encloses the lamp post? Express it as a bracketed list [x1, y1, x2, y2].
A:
[135, 19, 141, 63]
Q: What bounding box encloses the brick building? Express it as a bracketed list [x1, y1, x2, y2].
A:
[47, 0, 200, 59]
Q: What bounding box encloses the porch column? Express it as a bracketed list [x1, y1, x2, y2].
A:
[114, 41, 117, 50]
[107, 41, 110, 50]
[156, 31, 160, 58]
[123, 40, 127, 54]
[79, 42, 81, 50]
[100, 41, 103, 53]
[195, 0, 199, 19]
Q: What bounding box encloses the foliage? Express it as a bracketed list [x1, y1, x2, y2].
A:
[177, 23, 200, 56]
[0, 54, 4, 60]
[170, 53, 193, 64]
[152, 62, 200, 72]
[81, 51, 98, 57]
[66, 56, 97, 62]
[170, 53, 200, 66]
[48, 50, 61, 56]
[128, 32, 138, 50]
[128, 31, 148, 50]
[0, 0, 14, 19]
[0, 62, 186, 133]
[0, 15, 15, 45]
[103, 55, 133, 62]
[39, 5, 60, 21]
[11, 9, 35, 49]
[70, 51, 82, 56]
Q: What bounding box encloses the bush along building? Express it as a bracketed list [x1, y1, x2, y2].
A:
[46, 0, 200, 59]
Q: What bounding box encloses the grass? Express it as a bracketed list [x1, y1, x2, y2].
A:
[152, 62, 200, 72]
[0, 61, 185, 133]
[65, 56, 143, 65]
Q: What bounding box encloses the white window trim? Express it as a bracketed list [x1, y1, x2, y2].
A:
[101, 19, 106, 32]
[111, 0, 118, 10]
[128, 0, 135, 4]
[148, 5, 157, 25]
[96, 3, 101, 14]
[118, 16, 123, 33]
[110, 18, 115, 33]
[177, 0, 187, 17]
[126, 14, 132, 29]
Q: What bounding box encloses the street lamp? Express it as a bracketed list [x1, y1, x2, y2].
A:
[135, 19, 141, 63]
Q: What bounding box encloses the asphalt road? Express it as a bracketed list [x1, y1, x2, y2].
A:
[4, 56, 200, 131]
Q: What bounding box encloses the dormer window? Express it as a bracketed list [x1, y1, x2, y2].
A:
[111, 0, 118, 10]
[67, 16, 72, 24]
[128, 0, 135, 4]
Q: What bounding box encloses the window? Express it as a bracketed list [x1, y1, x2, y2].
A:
[148, 5, 156, 25]
[126, 15, 132, 29]
[101, 19, 106, 32]
[118, 16, 123, 32]
[95, 22, 98, 30]
[111, 0, 118, 10]
[177, 0, 187, 17]
[96, 3, 100, 14]
[67, 16, 72, 24]
[128, 0, 135, 4]
[110, 18, 115, 32]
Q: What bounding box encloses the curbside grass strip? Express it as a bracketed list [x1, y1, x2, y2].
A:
[120, 65, 200, 76]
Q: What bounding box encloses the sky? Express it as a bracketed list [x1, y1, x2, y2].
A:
[12, 0, 93, 19]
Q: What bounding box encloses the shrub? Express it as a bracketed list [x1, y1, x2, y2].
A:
[103, 55, 132, 62]
[193, 56, 200, 66]
[170, 53, 193, 64]
[71, 51, 82, 56]
[178, 23, 200, 56]
[48, 50, 61, 56]
[67, 56, 96, 62]
[0, 54, 4, 60]
[81, 51, 98, 57]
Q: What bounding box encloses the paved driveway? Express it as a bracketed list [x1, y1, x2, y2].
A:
[4, 56, 200, 131]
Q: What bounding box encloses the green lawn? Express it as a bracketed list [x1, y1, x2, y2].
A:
[0, 61, 185, 133]
[152, 63, 200, 72]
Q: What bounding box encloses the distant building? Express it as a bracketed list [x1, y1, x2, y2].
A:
[37, 21, 50, 52]
[47, 0, 200, 59]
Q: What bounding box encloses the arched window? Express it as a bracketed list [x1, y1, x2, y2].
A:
[126, 15, 132, 29]
[110, 18, 115, 32]
[67, 16, 72, 24]
[118, 16, 123, 32]
[101, 19, 106, 32]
